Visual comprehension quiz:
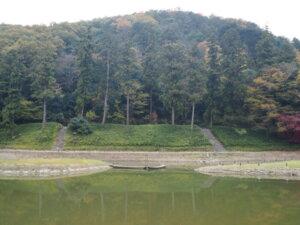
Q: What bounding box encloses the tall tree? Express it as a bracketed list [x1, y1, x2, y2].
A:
[75, 27, 95, 116]
[255, 32, 278, 68]
[0, 41, 27, 133]
[95, 23, 119, 124]
[143, 46, 161, 120]
[31, 40, 60, 130]
[184, 47, 207, 129]
[220, 28, 248, 119]
[134, 22, 162, 120]
[117, 45, 144, 125]
[159, 42, 187, 125]
[292, 38, 300, 50]
[205, 34, 222, 127]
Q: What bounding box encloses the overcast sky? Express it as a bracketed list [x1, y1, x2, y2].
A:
[0, 0, 299, 39]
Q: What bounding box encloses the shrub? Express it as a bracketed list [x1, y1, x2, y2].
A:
[86, 110, 98, 122]
[55, 113, 65, 124]
[68, 117, 93, 135]
[278, 114, 300, 143]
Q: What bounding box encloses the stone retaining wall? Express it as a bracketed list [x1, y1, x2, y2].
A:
[0, 165, 110, 178]
[195, 167, 300, 180]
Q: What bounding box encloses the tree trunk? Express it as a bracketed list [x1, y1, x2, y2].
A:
[81, 105, 84, 117]
[210, 109, 213, 128]
[171, 107, 175, 125]
[126, 94, 130, 126]
[184, 103, 188, 120]
[191, 102, 195, 130]
[42, 98, 46, 130]
[102, 52, 110, 124]
[149, 89, 153, 121]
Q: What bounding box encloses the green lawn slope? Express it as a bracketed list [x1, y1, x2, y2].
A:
[0, 122, 61, 149]
[64, 124, 211, 151]
[211, 126, 300, 151]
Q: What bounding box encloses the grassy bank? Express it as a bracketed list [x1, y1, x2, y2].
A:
[0, 158, 107, 167]
[211, 126, 300, 151]
[64, 124, 211, 151]
[0, 122, 61, 149]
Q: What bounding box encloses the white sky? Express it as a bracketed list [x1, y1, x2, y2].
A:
[0, 0, 299, 39]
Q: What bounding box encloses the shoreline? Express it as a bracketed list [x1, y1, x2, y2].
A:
[0, 164, 110, 178]
[195, 166, 300, 181]
[1, 149, 300, 180]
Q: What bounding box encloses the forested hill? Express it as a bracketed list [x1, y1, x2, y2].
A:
[0, 10, 299, 139]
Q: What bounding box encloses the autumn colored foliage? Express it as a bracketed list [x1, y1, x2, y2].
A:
[278, 114, 300, 143]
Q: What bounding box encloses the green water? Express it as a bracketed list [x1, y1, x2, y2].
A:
[0, 170, 299, 225]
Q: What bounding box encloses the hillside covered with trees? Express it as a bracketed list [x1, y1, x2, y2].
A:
[0, 10, 299, 142]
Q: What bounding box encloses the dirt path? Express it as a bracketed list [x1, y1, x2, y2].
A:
[52, 127, 67, 151]
[201, 128, 227, 152]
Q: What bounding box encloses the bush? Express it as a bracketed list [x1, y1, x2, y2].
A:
[68, 117, 93, 135]
[55, 113, 65, 124]
[86, 110, 98, 122]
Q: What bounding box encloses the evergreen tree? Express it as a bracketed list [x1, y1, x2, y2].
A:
[116, 44, 145, 125]
[135, 23, 162, 121]
[31, 40, 60, 130]
[0, 41, 27, 133]
[220, 28, 248, 120]
[205, 34, 222, 127]
[159, 42, 187, 125]
[292, 38, 300, 50]
[75, 27, 95, 116]
[255, 32, 278, 68]
[95, 23, 119, 124]
[184, 47, 207, 129]
[143, 43, 162, 121]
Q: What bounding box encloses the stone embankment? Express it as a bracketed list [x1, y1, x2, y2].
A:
[0, 164, 110, 178]
[195, 166, 300, 180]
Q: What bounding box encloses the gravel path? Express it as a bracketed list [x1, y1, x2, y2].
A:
[201, 128, 227, 152]
[52, 127, 67, 151]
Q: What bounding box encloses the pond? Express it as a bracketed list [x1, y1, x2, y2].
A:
[0, 170, 299, 225]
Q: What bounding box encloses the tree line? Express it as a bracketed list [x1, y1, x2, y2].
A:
[0, 10, 299, 140]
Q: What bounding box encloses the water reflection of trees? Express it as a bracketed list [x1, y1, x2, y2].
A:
[0, 172, 299, 225]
